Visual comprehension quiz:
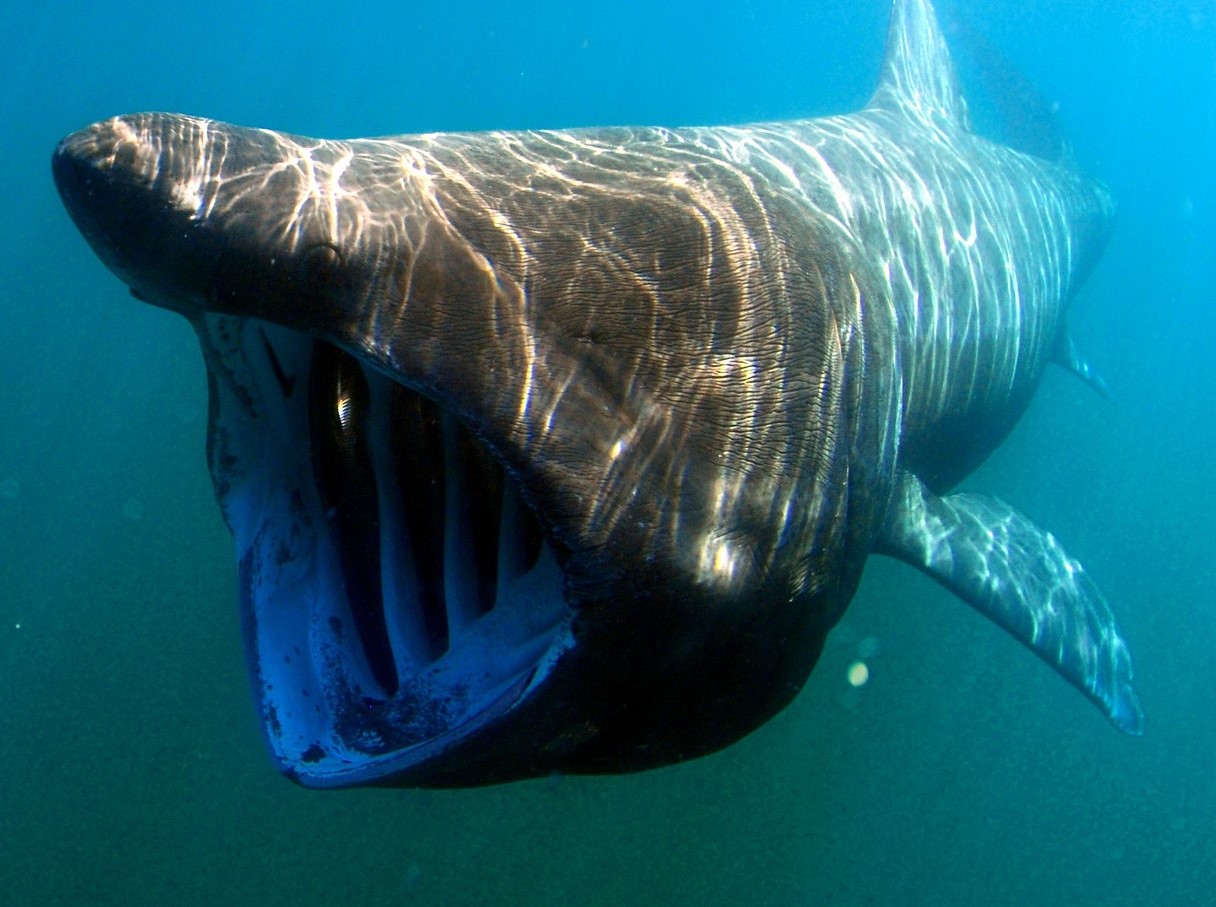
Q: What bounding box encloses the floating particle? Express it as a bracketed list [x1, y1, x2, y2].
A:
[847, 661, 869, 687]
[404, 864, 422, 891]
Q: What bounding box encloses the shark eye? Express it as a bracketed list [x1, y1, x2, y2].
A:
[299, 241, 345, 292]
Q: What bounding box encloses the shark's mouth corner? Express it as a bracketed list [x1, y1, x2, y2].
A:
[200, 315, 571, 788]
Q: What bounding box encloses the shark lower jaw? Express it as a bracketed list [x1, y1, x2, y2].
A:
[198, 315, 572, 788]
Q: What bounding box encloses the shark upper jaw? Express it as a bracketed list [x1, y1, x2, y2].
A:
[52, 114, 841, 788]
[54, 127, 595, 789]
[51, 117, 579, 786]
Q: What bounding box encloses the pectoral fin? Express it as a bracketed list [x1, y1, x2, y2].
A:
[877, 471, 1143, 734]
[1053, 327, 1115, 401]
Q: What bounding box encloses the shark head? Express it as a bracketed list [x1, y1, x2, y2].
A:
[54, 113, 891, 787]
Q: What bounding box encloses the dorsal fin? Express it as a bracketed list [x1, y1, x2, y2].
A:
[868, 0, 970, 129]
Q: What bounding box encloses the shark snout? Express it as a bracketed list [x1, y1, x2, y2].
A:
[53, 115, 228, 314]
[53, 119, 154, 279]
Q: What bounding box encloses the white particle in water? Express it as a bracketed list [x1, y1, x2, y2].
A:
[847, 661, 870, 687]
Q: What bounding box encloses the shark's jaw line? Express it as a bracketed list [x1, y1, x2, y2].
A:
[201, 315, 571, 787]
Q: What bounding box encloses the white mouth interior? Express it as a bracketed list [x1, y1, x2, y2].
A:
[199, 316, 570, 786]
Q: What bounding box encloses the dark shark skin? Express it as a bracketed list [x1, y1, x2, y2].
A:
[52, 0, 1141, 788]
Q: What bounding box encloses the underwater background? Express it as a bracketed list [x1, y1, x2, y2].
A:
[1, 0, 1212, 903]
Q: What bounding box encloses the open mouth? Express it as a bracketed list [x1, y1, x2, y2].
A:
[199, 314, 571, 787]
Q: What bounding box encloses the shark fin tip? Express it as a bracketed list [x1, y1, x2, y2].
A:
[869, 0, 970, 128]
[1109, 681, 1145, 736]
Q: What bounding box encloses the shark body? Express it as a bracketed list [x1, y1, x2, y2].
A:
[53, 0, 1140, 788]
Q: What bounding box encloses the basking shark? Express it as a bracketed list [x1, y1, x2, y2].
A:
[53, 0, 1141, 788]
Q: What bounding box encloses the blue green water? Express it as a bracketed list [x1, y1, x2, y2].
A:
[2, 0, 1213, 903]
